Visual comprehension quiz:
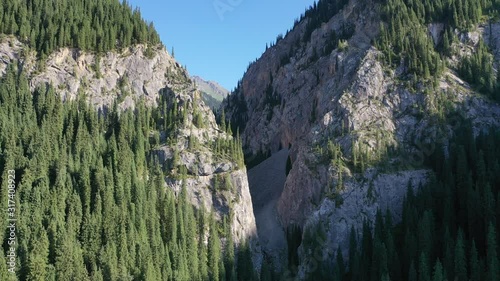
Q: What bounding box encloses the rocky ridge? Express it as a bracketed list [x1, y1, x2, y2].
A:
[192, 75, 229, 101]
[192, 75, 230, 109]
[222, 0, 500, 271]
[0, 35, 261, 267]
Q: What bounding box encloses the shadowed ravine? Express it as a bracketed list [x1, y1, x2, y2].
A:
[248, 149, 289, 265]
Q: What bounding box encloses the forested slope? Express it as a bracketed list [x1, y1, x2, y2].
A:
[0, 61, 257, 280]
[0, 0, 160, 57]
[300, 124, 500, 281]
[0, 1, 261, 280]
[221, 0, 500, 279]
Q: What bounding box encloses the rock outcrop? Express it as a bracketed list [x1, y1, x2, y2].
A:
[222, 0, 500, 271]
[0, 35, 261, 267]
[0, 36, 189, 111]
[192, 75, 229, 103]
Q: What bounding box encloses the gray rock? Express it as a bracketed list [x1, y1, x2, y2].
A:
[223, 0, 500, 272]
[0, 36, 262, 270]
[215, 163, 232, 173]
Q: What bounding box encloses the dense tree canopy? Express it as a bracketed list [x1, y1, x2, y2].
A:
[377, 0, 500, 98]
[0, 64, 252, 280]
[293, 120, 500, 281]
[0, 0, 161, 57]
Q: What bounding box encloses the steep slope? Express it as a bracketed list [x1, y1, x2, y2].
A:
[192, 75, 230, 109]
[248, 149, 289, 267]
[0, 34, 260, 281]
[222, 0, 500, 276]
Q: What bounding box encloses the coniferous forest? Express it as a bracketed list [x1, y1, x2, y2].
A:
[299, 123, 500, 281]
[285, 0, 500, 280]
[0, 0, 160, 57]
[0, 0, 500, 280]
[0, 63, 254, 280]
[377, 0, 500, 99]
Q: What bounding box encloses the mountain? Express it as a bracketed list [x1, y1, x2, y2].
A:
[0, 0, 260, 279]
[223, 0, 500, 278]
[1, 0, 500, 280]
[192, 76, 230, 109]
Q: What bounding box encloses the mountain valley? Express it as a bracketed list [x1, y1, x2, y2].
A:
[0, 0, 500, 280]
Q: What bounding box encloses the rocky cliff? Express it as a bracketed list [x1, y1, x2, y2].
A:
[222, 0, 500, 272]
[0, 35, 261, 267]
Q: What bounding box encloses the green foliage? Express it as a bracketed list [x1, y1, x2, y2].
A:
[236, 240, 257, 281]
[322, 23, 355, 55]
[208, 213, 221, 281]
[221, 81, 249, 138]
[0, 0, 161, 56]
[264, 81, 281, 121]
[0, 65, 244, 280]
[352, 137, 386, 173]
[211, 130, 245, 169]
[459, 40, 497, 98]
[376, 0, 500, 83]
[306, 123, 500, 281]
[378, 0, 444, 79]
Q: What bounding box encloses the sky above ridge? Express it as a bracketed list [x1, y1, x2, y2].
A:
[127, 0, 316, 91]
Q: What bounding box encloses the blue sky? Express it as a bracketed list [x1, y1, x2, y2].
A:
[127, 0, 316, 91]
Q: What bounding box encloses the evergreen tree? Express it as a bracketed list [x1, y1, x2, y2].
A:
[470, 240, 481, 281]
[454, 229, 468, 281]
[486, 223, 499, 281]
[208, 213, 221, 281]
[432, 259, 445, 281]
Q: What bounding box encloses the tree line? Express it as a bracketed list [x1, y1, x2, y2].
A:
[0, 63, 256, 280]
[377, 0, 500, 99]
[0, 0, 160, 58]
[296, 121, 500, 281]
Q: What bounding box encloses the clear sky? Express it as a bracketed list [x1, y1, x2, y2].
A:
[127, 0, 316, 91]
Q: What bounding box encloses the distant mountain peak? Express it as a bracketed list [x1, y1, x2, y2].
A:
[192, 75, 230, 109]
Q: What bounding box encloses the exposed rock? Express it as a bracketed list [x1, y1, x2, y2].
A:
[428, 23, 445, 47]
[297, 169, 429, 278]
[0, 36, 188, 111]
[192, 75, 229, 100]
[223, 0, 500, 271]
[484, 21, 500, 66]
[191, 75, 230, 109]
[0, 35, 262, 269]
[164, 169, 260, 268]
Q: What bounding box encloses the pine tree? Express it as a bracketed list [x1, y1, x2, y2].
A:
[419, 252, 431, 281]
[432, 259, 445, 281]
[336, 247, 345, 279]
[208, 213, 221, 281]
[198, 210, 209, 281]
[470, 240, 481, 281]
[454, 229, 468, 281]
[260, 260, 273, 281]
[225, 217, 236, 281]
[26, 228, 50, 281]
[237, 240, 255, 281]
[486, 223, 499, 281]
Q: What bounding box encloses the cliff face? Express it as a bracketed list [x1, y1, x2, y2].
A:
[0, 35, 260, 266]
[0, 37, 186, 110]
[222, 0, 500, 269]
